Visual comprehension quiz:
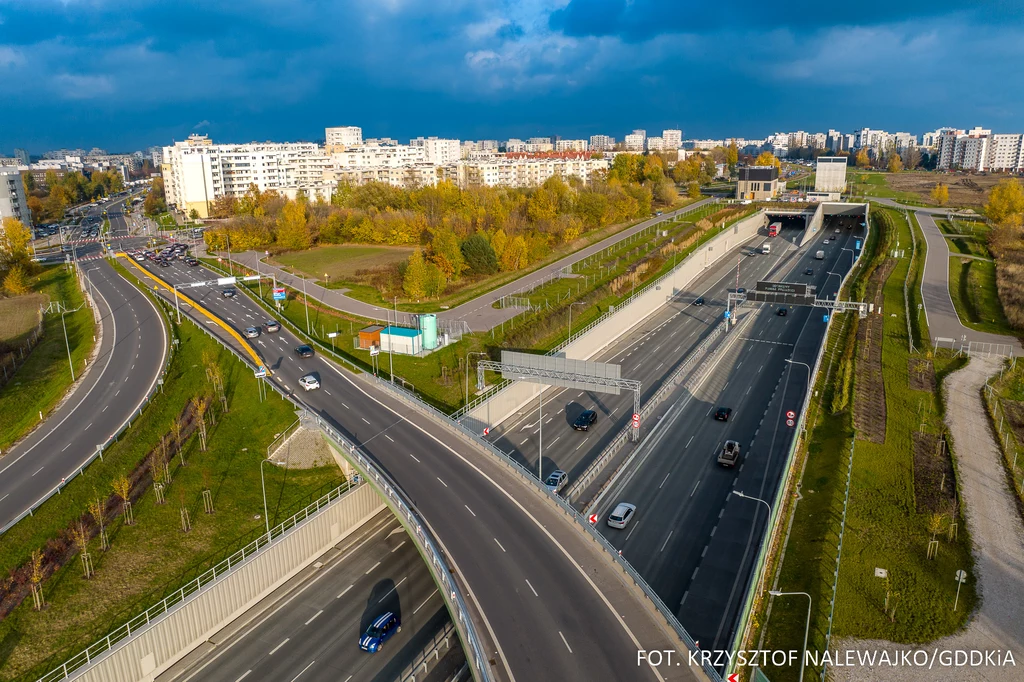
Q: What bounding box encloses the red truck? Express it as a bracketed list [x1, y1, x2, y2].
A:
[768, 222, 780, 237]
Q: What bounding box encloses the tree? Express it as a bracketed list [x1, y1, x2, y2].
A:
[753, 152, 781, 170]
[887, 154, 904, 173]
[189, 208, 200, 221]
[500, 235, 529, 271]
[726, 141, 739, 169]
[3, 264, 31, 295]
[855, 150, 871, 168]
[985, 178, 1024, 229]
[687, 182, 702, 199]
[403, 248, 427, 299]
[0, 216, 31, 267]
[902, 147, 922, 170]
[430, 228, 465, 281]
[931, 183, 950, 207]
[460, 234, 498, 275]
[276, 199, 312, 250]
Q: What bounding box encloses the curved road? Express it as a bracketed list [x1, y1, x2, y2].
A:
[0, 197, 167, 530]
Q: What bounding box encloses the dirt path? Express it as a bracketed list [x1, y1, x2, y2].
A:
[832, 356, 1024, 681]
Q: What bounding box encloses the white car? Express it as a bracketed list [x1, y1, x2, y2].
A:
[834, 228, 841, 234]
[134, 254, 146, 262]
[823, 239, 830, 245]
[298, 374, 320, 391]
[607, 502, 636, 529]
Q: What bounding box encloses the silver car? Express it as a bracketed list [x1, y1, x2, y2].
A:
[544, 470, 568, 494]
[243, 327, 261, 339]
[607, 503, 636, 529]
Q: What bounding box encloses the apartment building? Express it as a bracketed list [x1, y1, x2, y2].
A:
[988, 134, 1024, 171]
[457, 155, 609, 189]
[555, 139, 589, 152]
[410, 137, 461, 165]
[662, 129, 682, 150]
[645, 137, 665, 152]
[0, 166, 31, 226]
[326, 164, 439, 190]
[330, 143, 427, 168]
[624, 133, 645, 151]
[504, 138, 526, 153]
[325, 126, 363, 148]
[525, 141, 554, 153]
[589, 135, 615, 151]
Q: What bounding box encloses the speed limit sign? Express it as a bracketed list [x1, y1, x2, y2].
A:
[786, 418, 796, 428]
[786, 410, 796, 420]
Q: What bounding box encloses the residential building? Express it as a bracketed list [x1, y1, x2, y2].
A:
[921, 128, 960, 148]
[624, 133, 645, 151]
[814, 157, 847, 198]
[325, 164, 439, 190]
[589, 135, 615, 151]
[329, 143, 427, 168]
[527, 137, 551, 146]
[662, 129, 682, 150]
[555, 139, 589, 152]
[735, 166, 780, 201]
[645, 137, 665, 152]
[808, 133, 827, 150]
[0, 166, 31, 226]
[410, 137, 461, 165]
[364, 137, 399, 146]
[13, 149, 29, 165]
[525, 141, 554, 153]
[504, 138, 526, 153]
[892, 132, 917, 152]
[456, 154, 609, 189]
[988, 134, 1024, 171]
[325, 126, 363, 148]
[682, 139, 724, 150]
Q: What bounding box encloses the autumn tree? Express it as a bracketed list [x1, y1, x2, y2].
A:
[191, 395, 209, 451]
[114, 475, 134, 525]
[430, 228, 465, 281]
[88, 497, 109, 550]
[985, 178, 1024, 229]
[931, 183, 950, 206]
[403, 248, 427, 299]
[887, 154, 904, 173]
[276, 198, 312, 251]
[855, 150, 871, 168]
[754, 152, 781, 169]
[500, 235, 529, 271]
[726, 141, 739, 169]
[0, 216, 32, 268]
[3, 264, 30, 295]
[687, 182, 702, 199]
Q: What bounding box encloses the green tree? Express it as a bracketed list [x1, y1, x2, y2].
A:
[887, 154, 903, 173]
[985, 178, 1024, 228]
[22, 172, 35, 194]
[687, 181, 702, 198]
[460, 234, 498, 274]
[403, 248, 427, 299]
[754, 152, 781, 169]
[423, 261, 447, 297]
[276, 199, 312, 250]
[189, 208, 200, 221]
[930, 183, 950, 206]
[652, 178, 678, 204]
[430, 228, 465, 281]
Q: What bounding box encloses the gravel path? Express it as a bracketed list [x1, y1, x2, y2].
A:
[831, 356, 1024, 681]
[269, 427, 336, 469]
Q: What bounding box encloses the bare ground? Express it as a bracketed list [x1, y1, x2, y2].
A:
[854, 260, 896, 443]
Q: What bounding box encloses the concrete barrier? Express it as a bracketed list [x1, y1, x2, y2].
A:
[798, 203, 825, 247]
[462, 211, 768, 435]
[65, 484, 384, 682]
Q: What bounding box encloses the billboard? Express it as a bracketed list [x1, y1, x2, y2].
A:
[499, 350, 622, 395]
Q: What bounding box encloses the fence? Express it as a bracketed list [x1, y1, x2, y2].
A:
[396, 620, 460, 682]
[0, 256, 174, 536]
[984, 372, 1024, 506]
[0, 311, 43, 388]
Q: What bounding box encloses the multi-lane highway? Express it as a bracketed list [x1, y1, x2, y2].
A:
[0, 196, 167, 530]
[591, 214, 863, 652]
[126, 249, 705, 681]
[159, 511, 452, 682]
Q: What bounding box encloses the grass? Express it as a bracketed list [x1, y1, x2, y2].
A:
[0, 266, 96, 451]
[907, 212, 930, 349]
[755, 208, 976, 682]
[947, 256, 1015, 336]
[272, 244, 415, 283]
[0, 282, 343, 680]
[984, 362, 1024, 517]
[154, 212, 177, 229]
[0, 295, 45, 347]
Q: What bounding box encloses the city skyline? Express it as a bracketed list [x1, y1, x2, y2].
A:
[1, 2, 1022, 151]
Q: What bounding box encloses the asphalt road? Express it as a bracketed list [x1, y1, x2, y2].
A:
[589, 215, 864, 653]
[0, 196, 167, 530]
[159, 510, 451, 682]
[484, 216, 810, 491]
[128, 255, 705, 682]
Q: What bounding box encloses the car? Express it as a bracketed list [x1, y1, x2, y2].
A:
[777, 307, 788, 317]
[607, 503, 636, 529]
[158, 259, 171, 267]
[295, 344, 314, 358]
[737, 287, 746, 294]
[823, 239, 830, 245]
[243, 327, 261, 338]
[185, 258, 199, 266]
[714, 407, 733, 421]
[694, 297, 705, 306]
[805, 268, 813, 276]
[544, 470, 568, 493]
[359, 612, 401, 653]
[298, 374, 320, 391]
[834, 228, 841, 234]
[573, 410, 597, 431]
[134, 254, 146, 262]
[264, 320, 281, 333]
[221, 289, 236, 298]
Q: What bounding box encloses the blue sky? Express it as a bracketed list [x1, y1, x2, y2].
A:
[1, 0, 1022, 153]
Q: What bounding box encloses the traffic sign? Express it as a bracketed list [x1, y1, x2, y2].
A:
[786, 418, 795, 427]
[631, 413, 640, 428]
[786, 410, 796, 420]
[327, 332, 338, 339]
[483, 427, 490, 436]
[272, 287, 287, 301]
[588, 513, 598, 524]
[370, 345, 380, 356]
[823, 314, 829, 322]
[724, 310, 731, 319]
[254, 365, 267, 378]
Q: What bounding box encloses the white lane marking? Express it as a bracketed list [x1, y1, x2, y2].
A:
[550, 435, 560, 446]
[336, 585, 353, 599]
[85, 423, 92, 430]
[391, 540, 406, 553]
[690, 481, 700, 498]
[686, 435, 694, 448]
[525, 579, 538, 597]
[304, 610, 323, 625]
[361, 417, 370, 425]
[559, 631, 573, 654]
[32, 466, 44, 476]
[575, 437, 589, 451]
[365, 561, 381, 574]
[702, 545, 708, 558]
[409, 453, 420, 463]
[62, 444, 71, 452]
[289, 660, 315, 682]
[378, 576, 407, 602]
[414, 588, 439, 614]
[342, 403, 349, 409]
[494, 537, 506, 552]
[234, 672, 251, 682]
[102, 405, 108, 412]
[660, 530, 673, 552]
[384, 434, 394, 442]
[465, 505, 476, 517]
[268, 638, 290, 655]
[437, 477, 448, 488]
[659, 472, 670, 489]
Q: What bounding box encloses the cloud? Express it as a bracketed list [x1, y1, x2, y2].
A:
[51, 73, 115, 99]
[192, 120, 211, 130]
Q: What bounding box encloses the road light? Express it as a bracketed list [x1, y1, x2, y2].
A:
[521, 376, 544, 482]
[568, 301, 586, 344]
[768, 590, 812, 682]
[59, 305, 81, 381]
[465, 351, 488, 406]
[733, 490, 772, 597]
[260, 458, 281, 537]
[840, 247, 855, 269]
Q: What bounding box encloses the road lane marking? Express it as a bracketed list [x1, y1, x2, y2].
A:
[414, 588, 439, 614]
[409, 453, 420, 463]
[391, 540, 406, 552]
[365, 561, 381, 574]
[304, 610, 323, 625]
[384, 435, 394, 442]
[336, 585, 353, 599]
[289, 660, 315, 682]
[550, 435, 560, 446]
[84, 423, 91, 430]
[32, 466, 44, 476]
[361, 417, 370, 425]
[494, 538, 506, 552]
[379, 576, 407, 601]
[702, 545, 708, 558]
[525, 579, 538, 597]
[686, 435, 694, 448]
[559, 631, 573, 653]
[102, 405, 108, 412]
[437, 477, 448, 488]
[659, 472, 670, 489]
[660, 530, 673, 552]
[342, 403, 349, 409]
[234, 672, 251, 682]
[268, 638, 290, 655]
[575, 437, 589, 451]
[465, 505, 476, 517]
[62, 444, 71, 451]
[690, 481, 700, 498]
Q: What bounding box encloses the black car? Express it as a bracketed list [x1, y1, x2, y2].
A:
[694, 297, 705, 306]
[221, 289, 237, 298]
[573, 410, 597, 431]
[185, 258, 199, 266]
[777, 307, 788, 316]
[805, 268, 814, 276]
[714, 407, 732, 422]
[158, 259, 171, 267]
[295, 344, 314, 358]
[737, 287, 746, 294]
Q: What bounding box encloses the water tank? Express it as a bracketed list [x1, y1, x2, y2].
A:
[421, 314, 438, 350]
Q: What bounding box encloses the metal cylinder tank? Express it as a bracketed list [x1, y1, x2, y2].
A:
[421, 313, 438, 350]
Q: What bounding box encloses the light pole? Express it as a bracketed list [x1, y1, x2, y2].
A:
[785, 358, 811, 404]
[465, 351, 488, 406]
[841, 247, 854, 269]
[260, 458, 274, 536]
[391, 297, 398, 384]
[172, 283, 182, 323]
[733, 490, 773, 596]
[59, 306, 80, 381]
[302, 276, 310, 334]
[768, 590, 812, 682]
[568, 301, 586, 343]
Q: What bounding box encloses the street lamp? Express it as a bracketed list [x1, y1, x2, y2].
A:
[521, 376, 544, 482]
[733, 490, 772, 596]
[840, 247, 855, 269]
[260, 458, 281, 536]
[567, 301, 586, 344]
[465, 351, 488, 406]
[59, 305, 82, 381]
[768, 590, 812, 682]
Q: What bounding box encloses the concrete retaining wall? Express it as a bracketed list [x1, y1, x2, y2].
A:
[462, 211, 768, 435]
[70, 484, 384, 682]
[798, 203, 825, 247]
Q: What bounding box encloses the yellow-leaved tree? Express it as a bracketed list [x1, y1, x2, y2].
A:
[930, 183, 950, 206]
[985, 178, 1024, 229]
[753, 152, 781, 169]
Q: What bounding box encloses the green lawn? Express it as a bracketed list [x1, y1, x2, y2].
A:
[0, 294, 45, 347]
[0, 281, 343, 680]
[154, 212, 177, 228]
[907, 212, 930, 349]
[947, 256, 1015, 335]
[0, 267, 96, 451]
[757, 208, 976, 682]
[272, 244, 415, 283]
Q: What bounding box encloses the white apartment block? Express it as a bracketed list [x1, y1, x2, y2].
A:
[988, 134, 1024, 171]
[934, 127, 1023, 171]
[504, 138, 526, 153]
[645, 137, 665, 152]
[624, 133, 645, 151]
[325, 126, 363, 148]
[326, 164, 439, 190]
[684, 139, 725, 150]
[410, 137, 461, 165]
[807, 133, 827, 149]
[0, 166, 31, 226]
[330, 144, 427, 168]
[555, 139, 589, 152]
[662, 130, 682, 149]
[589, 135, 615, 151]
[457, 156, 609, 189]
[527, 137, 551, 146]
[525, 141, 554, 153]
[892, 132, 917, 151]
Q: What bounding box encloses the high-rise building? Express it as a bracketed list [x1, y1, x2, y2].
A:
[645, 137, 665, 152]
[555, 139, 589, 152]
[13, 149, 29, 165]
[624, 133, 645, 151]
[0, 166, 31, 226]
[589, 135, 614, 151]
[504, 138, 526, 153]
[662, 129, 682, 150]
[325, 126, 363, 148]
[410, 137, 461, 165]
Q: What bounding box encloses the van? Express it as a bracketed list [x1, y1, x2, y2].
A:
[762, 244, 771, 255]
[815, 250, 825, 260]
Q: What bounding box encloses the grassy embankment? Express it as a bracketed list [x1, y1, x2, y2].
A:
[752, 207, 975, 682]
[0, 273, 343, 681]
[0, 266, 96, 451]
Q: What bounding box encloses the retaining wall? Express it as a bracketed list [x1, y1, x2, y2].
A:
[69, 484, 384, 682]
[462, 211, 768, 435]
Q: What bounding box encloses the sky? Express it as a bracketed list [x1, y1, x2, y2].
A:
[1, 0, 1023, 153]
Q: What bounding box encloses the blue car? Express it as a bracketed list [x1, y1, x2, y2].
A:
[359, 612, 401, 653]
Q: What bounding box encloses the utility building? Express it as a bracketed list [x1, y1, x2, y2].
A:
[814, 157, 848, 200]
[735, 166, 780, 201]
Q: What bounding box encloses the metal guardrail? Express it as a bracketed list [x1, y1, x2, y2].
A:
[372, 377, 722, 682]
[0, 256, 175, 537]
[396, 614, 458, 682]
[36, 479, 357, 682]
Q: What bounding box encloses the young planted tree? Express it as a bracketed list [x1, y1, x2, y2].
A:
[202, 468, 215, 514]
[927, 512, 944, 559]
[172, 415, 187, 467]
[113, 474, 134, 525]
[179, 489, 192, 533]
[205, 357, 227, 415]
[72, 523, 93, 579]
[151, 448, 168, 505]
[191, 395, 210, 451]
[88, 497, 109, 550]
[29, 550, 45, 610]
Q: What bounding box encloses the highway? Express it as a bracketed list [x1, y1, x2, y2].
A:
[590, 214, 864, 654]
[483, 215, 810, 494]
[126, 250, 706, 681]
[0, 196, 167, 530]
[159, 510, 453, 682]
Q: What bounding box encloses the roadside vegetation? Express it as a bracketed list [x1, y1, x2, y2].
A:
[947, 256, 1013, 335]
[985, 179, 1024, 331]
[983, 360, 1024, 520]
[21, 169, 128, 225]
[751, 207, 976, 682]
[0, 279, 342, 681]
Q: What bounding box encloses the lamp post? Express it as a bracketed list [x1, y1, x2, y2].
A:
[768, 590, 812, 682]
[840, 247, 855, 270]
[302, 276, 310, 334]
[785, 358, 811, 405]
[59, 306, 79, 381]
[465, 351, 488, 406]
[521, 377, 544, 481]
[568, 301, 586, 344]
[733, 490, 773, 597]
[260, 458, 277, 536]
